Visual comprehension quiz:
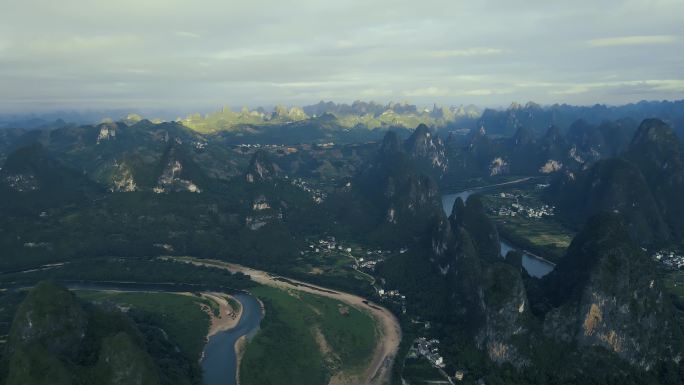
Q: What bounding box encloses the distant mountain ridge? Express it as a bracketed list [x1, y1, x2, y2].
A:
[478, 100, 684, 137]
[546, 118, 684, 247]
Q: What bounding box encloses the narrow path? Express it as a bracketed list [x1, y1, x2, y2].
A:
[170, 256, 402, 385]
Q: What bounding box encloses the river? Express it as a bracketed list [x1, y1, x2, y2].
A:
[22, 281, 263, 385]
[201, 293, 262, 385]
[441, 188, 555, 278]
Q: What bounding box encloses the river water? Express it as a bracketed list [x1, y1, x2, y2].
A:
[201, 293, 262, 385]
[441, 189, 555, 278]
[45, 282, 262, 385]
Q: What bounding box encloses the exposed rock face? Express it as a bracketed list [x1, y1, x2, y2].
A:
[110, 162, 137, 192]
[96, 122, 118, 144]
[357, 131, 442, 231]
[546, 157, 669, 246]
[428, 195, 531, 367]
[539, 159, 562, 173]
[252, 195, 271, 211]
[489, 157, 508, 176]
[404, 124, 448, 174]
[153, 145, 203, 193]
[624, 118, 684, 238]
[477, 263, 530, 367]
[542, 214, 682, 369]
[245, 149, 279, 183]
[565, 119, 606, 164]
[154, 160, 200, 193]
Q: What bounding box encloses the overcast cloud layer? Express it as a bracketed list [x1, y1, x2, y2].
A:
[0, 0, 683, 113]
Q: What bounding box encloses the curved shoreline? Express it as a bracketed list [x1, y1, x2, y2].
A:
[201, 292, 244, 338]
[174, 256, 402, 385]
[234, 297, 264, 385]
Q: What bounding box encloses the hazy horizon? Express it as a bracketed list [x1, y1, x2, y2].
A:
[1, 0, 683, 113]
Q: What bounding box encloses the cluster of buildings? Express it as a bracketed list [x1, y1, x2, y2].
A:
[376, 287, 407, 314]
[302, 236, 352, 255]
[4, 174, 39, 192]
[288, 177, 327, 203]
[409, 337, 445, 368]
[491, 193, 555, 219]
[377, 288, 404, 300]
[357, 258, 379, 270]
[235, 143, 283, 149]
[653, 250, 684, 269]
[355, 248, 405, 273]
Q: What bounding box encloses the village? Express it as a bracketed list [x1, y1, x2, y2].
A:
[408, 337, 445, 368]
[406, 337, 466, 383]
[287, 176, 327, 203]
[488, 192, 555, 219]
[299, 236, 409, 309]
[653, 249, 684, 270]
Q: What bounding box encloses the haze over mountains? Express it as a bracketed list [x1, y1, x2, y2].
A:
[2, 95, 684, 384]
[2, 0, 684, 383]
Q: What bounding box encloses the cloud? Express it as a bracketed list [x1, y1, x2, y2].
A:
[0, 0, 683, 112]
[429, 48, 507, 58]
[549, 79, 684, 95]
[175, 31, 201, 38]
[401, 87, 449, 97]
[587, 35, 677, 47]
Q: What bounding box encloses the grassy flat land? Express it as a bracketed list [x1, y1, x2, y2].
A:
[77, 291, 211, 360]
[481, 188, 575, 262]
[494, 216, 573, 260]
[290, 244, 376, 297]
[240, 285, 377, 385]
[402, 357, 446, 384]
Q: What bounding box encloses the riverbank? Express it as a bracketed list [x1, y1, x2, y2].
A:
[172, 256, 401, 385]
[234, 297, 263, 385]
[199, 292, 243, 338]
[441, 181, 557, 278]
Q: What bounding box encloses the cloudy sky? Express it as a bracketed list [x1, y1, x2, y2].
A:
[1, 0, 683, 113]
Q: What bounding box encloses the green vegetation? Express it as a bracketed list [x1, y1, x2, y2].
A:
[240, 286, 377, 385]
[0, 257, 255, 290]
[401, 357, 445, 384]
[285, 243, 375, 297]
[480, 186, 575, 262]
[227, 296, 241, 314]
[1, 283, 166, 385]
[180, 104, 461, 135]
[77, 291, 211, 360]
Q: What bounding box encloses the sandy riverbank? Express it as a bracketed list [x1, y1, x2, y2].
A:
[196, 292, 243, 338]
[186, 292, 242, 339]
[171, 256, 401, 385]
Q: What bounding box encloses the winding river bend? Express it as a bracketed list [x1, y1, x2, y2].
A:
[14, 281, 262, 385]
[441, 186, 555, 278]
[201, 293, 262, 385]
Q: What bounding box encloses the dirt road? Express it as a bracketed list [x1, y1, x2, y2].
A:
[171, 256, 402, 385]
